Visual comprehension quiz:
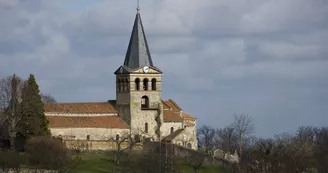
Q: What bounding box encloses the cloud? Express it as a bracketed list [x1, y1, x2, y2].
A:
[1, 0, 327, 137]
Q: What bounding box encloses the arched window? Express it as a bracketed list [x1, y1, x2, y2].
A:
[134, 135, 141, 142]
[143, 78, 149, 90]
[125, 78, 129, 91]
[86, 135, 90, 140]
[141, 96, 149, 109]
[119, 79, 124, 92]
[122, 79, 126, 91]
[170, 127, 174, 134]
[135, 78, 140, 90]
[116, 79, 120, 92]
[151, 78, 157, 90]
[145, 123, 148, 133]
[116, 134, 120, 141]
[187, 143, 192, 149]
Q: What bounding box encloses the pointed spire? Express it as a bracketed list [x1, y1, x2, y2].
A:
[123, 11, 153, 69]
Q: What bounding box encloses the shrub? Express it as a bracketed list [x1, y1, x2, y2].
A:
[0, 151, 20, 172]
[25, 136, 71, 170]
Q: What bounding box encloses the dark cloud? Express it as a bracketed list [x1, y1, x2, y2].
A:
[0, 0, 327, 137]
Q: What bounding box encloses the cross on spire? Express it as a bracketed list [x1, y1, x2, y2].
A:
[137, 0, 140, 12]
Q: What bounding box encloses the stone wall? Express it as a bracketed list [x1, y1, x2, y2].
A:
[116, 73, 162, 140]
[161, 122, 183, 137]
[50, 128, 129, 140]
[169, 128, 197, 150]
[129, 90, 161, 139]
[144, 142, 233, 170]
[64, 139, 143, 151]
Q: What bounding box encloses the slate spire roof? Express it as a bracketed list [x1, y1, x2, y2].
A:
[123, 10, 153, 69]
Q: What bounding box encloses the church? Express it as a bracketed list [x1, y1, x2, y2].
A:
[44, 10, 198, 150]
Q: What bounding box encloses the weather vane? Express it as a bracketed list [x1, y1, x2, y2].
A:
[137, 0, 140, 11]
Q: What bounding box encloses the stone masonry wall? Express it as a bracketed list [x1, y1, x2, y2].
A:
[50, 128, 129, 140]
[161, 122, 183, 137]
[129, 74, 162, 140]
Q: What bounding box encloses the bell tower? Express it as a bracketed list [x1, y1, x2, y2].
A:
[114, 10, 163, 139]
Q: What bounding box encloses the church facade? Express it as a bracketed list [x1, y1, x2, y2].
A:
[44, 11, 198, 150]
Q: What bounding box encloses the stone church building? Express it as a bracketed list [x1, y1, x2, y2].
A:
[44, 10, 198, 150]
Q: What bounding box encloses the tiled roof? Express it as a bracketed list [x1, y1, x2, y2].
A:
[161, 100, 171, 110]
[47, 116, 129, 129]
[163, 110, 183, 122]
[168, 99, 182, 111]
[163, 100, 181, 112]
[162, 129, 184, 142]
[44, 102, 117, 114]
[183, 112, 196, 120]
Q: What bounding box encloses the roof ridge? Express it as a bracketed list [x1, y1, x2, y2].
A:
[162, 128, 184, 142]
[168, 99, 182, 111]
[161, 99, 171, 110]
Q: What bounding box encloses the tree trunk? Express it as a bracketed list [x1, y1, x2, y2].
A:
[194, 168, 198, 173]
[116, 153, 120, 166]
[9, 129, 17, 151]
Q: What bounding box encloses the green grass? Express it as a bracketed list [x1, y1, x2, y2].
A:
[179, 161, 228, 173]
[74, 152, 117, 173]
[74, 151, 229, 173]
[0, 150, 228, 173]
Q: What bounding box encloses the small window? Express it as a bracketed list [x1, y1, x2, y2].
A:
[141, 96, 149, 109]
[86, 135, 90, 140]
[170, 127, 174, 134]
[116, 134, 120, 141]
[125, 78, 129, 91]
[151, 78, 157, 90]
[145, 123, 148, 133]
[122, 79, 126, 91]
[187, 143, 192, 149]
[143, 78, 149, 90]
[116, 79, 120, 92]
[135, 78, 140, 90]
[134, 135, 141, 142]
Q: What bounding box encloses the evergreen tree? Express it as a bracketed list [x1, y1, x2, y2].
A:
[20, 74, 50, 138]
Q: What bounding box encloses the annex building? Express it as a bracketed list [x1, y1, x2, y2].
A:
[44, 10, 198, 150]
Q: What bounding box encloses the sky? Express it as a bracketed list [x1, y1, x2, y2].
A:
[0, 0, 327, 137]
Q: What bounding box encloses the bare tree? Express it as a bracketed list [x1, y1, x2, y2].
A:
[231, 113, 254, 161]
[314, 127, 328, 172]
[215, 126, 238, 153]
[0, 75, 25, 134]
[185, 150, 207, 173]
[0, 75, 25, 110]
[197, 125, 215, 153]
[0, 76, 15, 131]
[0, 76, 12, 112]
[296, 126, 317, 144]
[107, 130, 144, 166]
[40, 93, 57, 103]
[2, 75, 23, 151]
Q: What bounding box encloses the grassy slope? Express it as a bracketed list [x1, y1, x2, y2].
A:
[75, 152, 228, 173]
